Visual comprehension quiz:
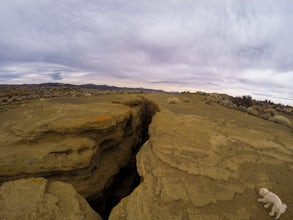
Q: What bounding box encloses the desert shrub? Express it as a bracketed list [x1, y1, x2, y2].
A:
[196, 91, 208, 96]
[167, 97, 180, 104]
[206, 93, 223, 103]
[9, 97, 18, 102]
[282, 107, 293, 116]
[238, 106, 248, 112]
[252, 105, 263, 112]
[220, 99, 236, 109]
[232, 95, 253, 107]
[1, 98, 8, 103]
[248, 105, 277, 117]
[263, 108, 277, 117]
[275, 106, 284, 112]
[269, 115, 292, 127]
[259, 113, 271, 120]
[262, 99, 274, 105]
[247, 107, 259, 116]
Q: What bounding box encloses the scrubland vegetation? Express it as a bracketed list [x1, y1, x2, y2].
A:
[203, 92, 293, 127]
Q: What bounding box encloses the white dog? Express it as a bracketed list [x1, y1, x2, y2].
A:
[258, 188, 287, 219]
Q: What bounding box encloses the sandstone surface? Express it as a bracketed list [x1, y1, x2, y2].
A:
[0, 92, 292, 219]
[0, 95, 155, 201]
[0, 177, 101, 220]
[110, 93, 293, 220]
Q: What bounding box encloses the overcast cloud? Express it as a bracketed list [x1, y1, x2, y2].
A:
[0, 0, 292, 104]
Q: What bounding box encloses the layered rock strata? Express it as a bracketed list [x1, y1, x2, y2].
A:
[0, 96, 157, 203]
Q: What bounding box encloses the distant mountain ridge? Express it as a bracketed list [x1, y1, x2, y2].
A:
[0, 83, 167, 93]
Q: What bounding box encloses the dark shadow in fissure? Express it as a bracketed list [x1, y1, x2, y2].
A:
[89, 163, 141, 219]
[88, 98, 159, 219]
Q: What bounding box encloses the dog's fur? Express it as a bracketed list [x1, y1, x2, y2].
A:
[258, 188, 287, 219]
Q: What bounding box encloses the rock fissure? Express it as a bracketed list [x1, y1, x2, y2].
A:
[0, 96, 158, 220]
[88, 98, 159, 219]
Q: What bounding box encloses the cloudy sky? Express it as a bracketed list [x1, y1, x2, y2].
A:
[0, 0, 293, 105]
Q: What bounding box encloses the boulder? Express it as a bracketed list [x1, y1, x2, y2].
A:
[0, 177, 101, 220]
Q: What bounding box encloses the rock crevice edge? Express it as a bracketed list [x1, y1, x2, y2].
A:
[0, 96, 159, 219]
[88, 98, 159, 219]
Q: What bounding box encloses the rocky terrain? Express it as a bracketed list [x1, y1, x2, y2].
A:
[0, 91, 158, 218]
[110, 93, 293, 219]
[0, 177, 102, 220]
[0, 86, 292, 219]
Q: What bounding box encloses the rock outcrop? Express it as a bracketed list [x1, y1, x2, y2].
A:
[0, 95, 157, 203]
[110, 94, 293, 220]
[0, 177, 101, 220]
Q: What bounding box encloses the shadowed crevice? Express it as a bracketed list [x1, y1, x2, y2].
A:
[88, 98, 158, 219]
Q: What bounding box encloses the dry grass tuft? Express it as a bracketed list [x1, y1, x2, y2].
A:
[206, 94, 223, 103]
[167, 97, 180, 104]
[247, 107, 259, 116]
[220, 99, 237, 109]
[269, 115, 292, 127]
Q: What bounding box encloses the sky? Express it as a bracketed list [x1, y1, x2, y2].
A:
[0, 0, 293, 105]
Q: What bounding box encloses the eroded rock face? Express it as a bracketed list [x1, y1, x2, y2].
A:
[0, 177, 101, 220]
[110, 95, 293, 220]
[0, 96, 149, 200]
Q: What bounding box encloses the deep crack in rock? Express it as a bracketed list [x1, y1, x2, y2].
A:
[88, 97, 159, 219]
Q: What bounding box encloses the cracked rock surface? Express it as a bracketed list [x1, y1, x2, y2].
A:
[110, 93, 293, 220]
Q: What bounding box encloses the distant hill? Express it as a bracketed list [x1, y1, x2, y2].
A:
[0, 83, 167, 93]
[17, 83, 167, 93]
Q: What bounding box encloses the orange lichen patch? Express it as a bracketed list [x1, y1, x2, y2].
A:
[87, 115, 113, 123]
[28, 178, 44, 184]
